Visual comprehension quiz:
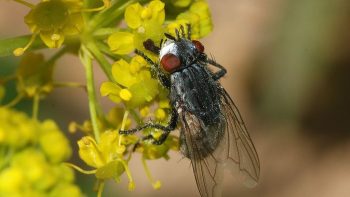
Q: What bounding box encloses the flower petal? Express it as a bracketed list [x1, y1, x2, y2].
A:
[108, 32, 135, 55]
[112, 59, 137, 87]
[126, 79, 159, 109]
[125, 3, 143, 29]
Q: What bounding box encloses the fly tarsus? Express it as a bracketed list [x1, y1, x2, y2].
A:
[207, 58, 227, 80]
[142, 131, 170, 145]
[119, 108, 178, 145]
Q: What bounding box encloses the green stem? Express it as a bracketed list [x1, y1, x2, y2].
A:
[0, 147, 14, 171]
[118, 158, 135, 190]
[3, 93, 24, 108]
[94, 41, 128, 62]
[32, 94, 40, 120]
[93, 27, 120, 39]
[64, 163, 97, 174]
[85, 41, 114, 81]
[129, 109, 142, 124]
[80, 46, 101, 142]
[53, 82, 86, 90]
[88, 0, 135, 30]
[142, 156, 156, 184]
[97, 181, 105, 197]
[12, 0, 34, 8]
[118, 110, 129, 146]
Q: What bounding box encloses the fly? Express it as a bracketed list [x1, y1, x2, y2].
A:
[120, 25, 260, 197]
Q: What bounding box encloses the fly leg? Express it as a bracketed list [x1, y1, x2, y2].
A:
[135, 49, 171, 89]
[119, 108, 178, 145]
[207, 58, 227, 80]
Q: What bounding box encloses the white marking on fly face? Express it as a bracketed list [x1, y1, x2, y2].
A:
[159, 40, 177, 60]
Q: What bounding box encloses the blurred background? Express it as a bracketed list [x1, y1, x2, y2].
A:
[1, 0, 350, 196]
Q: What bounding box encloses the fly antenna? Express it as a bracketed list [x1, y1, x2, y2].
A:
[164, 33, 176, 41]
[187, 23, 191, 40]
[180, 25, 186, 38]
[175, 28, 181, 40]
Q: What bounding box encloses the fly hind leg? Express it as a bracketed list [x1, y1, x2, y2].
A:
[119, 108, 178, 145]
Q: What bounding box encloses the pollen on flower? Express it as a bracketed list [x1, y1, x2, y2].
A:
[13, 48, 25, 56]
[116, 145, 126, 154]
[128, 181, 136, 191]
[152, 180, 162, 190]
[141, 8, 152, 20]
[137, 26, 146, 34]
[119, 89, 132, 101]
[51, 33, 61, 41]
[155, 108, 166, 120]
[140, 106, 150, 117]
[82, 136, 92, 145]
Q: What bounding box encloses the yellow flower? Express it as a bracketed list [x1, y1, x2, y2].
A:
[16, 52, 54, 98]
[0, 108, 82, 196]
[0, 167, 24, 193]
[77, 130, 137, 181]
[125, 0, 165, 29]
[24, 0, 84, 49]
[108, 32, 135, 54]
[170, 0, 193, 7]
[108, 0, 165, 55]
[106, 107, 132, 130]
[167, 1, 213, 39]
[136, 135, 179, 160]
[78, 136, 105, 168]
[155, 108, 167, 120]
[100, 56, 159, 109]
[39, 120, 72, 163]
[0, 107, 38, 147]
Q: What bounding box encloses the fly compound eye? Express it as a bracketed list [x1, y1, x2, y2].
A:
[192, 40, 204, 53]
[160, 53, 181, 73]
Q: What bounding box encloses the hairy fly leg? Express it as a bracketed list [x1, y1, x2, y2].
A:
[119, 108, 178, 145]
[207, 57, 227, 80]
[135, 49, 171, 89]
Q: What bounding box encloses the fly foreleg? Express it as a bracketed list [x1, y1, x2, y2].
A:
[207, 58, 227, 80]
[135, 49, 171, 89]
[119, 108, 178, 145]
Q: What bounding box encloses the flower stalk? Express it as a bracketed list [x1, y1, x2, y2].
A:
[81, 45, 101, 142]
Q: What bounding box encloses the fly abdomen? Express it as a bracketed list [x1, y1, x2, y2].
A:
[179, 111, 226, 159]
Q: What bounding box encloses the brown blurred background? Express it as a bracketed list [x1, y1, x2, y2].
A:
[1, 0, 350, 196]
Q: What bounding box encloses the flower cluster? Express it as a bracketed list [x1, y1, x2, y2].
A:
[1, 0, 213, 196]
[0, 108, 82, 197]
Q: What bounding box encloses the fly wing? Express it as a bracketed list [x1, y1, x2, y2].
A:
[219, 87, 260, 186]
[179, 87, 260, 197]
[180, 111, 226, 197]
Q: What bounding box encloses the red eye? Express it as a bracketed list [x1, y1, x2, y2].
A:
[161, 53, 181, 73]
[192, 40, 204, 53]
